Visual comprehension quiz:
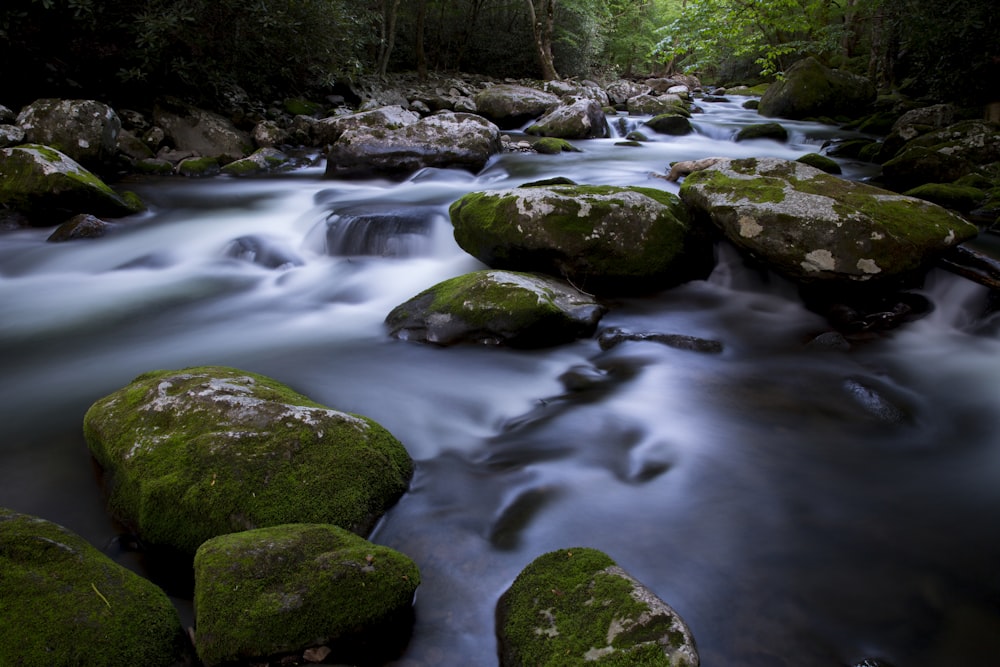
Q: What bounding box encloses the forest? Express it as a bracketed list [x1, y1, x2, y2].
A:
[1, 0, 997, 112]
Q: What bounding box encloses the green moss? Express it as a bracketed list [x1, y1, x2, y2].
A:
[681, 168, 787, 204]
[194, 523, 418, 665]
[533, 137, 581, 154]
[177, 156, 220, 177]
[0, 508, 185, 666]
[83, 367, 413, 555]
[796, 153, 842, 174]
[903, 182, 987, 211]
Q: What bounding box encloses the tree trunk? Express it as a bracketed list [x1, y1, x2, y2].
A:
[415, 0, 427, 81]
[524, 0, 559, 80]
[376, 0, 402, 79]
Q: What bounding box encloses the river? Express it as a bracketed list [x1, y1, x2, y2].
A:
[2, 98, 999, 666]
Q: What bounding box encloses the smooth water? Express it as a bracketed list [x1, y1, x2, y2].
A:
[2, 98, 999, 666]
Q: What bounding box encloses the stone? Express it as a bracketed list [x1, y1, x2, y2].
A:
[796, 152, 842, 174]
[0, 508, 186, 666]
[644, 113, 693, 136]
[449, 184, 712, 295]
[0, 144, 144, 225]
[679, 157, 978, 284]
[386, 269, 607, 347]
[152, 99, 253, 162]
[83, 366, 414, 555]
[758, 57, 875, 120]
[0, 124, 25, 148]
[220, 147, 292, 176]
[626, 93, 685, 116]
[497, 547, 699, 666]
[47, 213, 115, 242]
[526, 98, 608, 139]
[473, 84, 560, 129]
[16, 98, 121, 168]
[532, 137, 581, 154]
[193, 523, 419, 666]
[735, 122, 788, 142]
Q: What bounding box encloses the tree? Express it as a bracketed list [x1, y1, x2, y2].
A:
[525, 0, 560, 80]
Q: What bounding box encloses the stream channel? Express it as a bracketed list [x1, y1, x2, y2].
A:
[2, 98, 1000, 666]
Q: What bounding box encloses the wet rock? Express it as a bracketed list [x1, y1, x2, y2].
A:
[16, 98, 121, 169]
[176, 156, 221, 178]
[605, 80, 651, 106]
[526, 97, 608, 139]
[224, 235, 304, 268]
[796, 152, 841, 174]
[735, 122, 788, 142]
[474, 84, 560, 129]
[678, 157, 977, 284]
[903, 182, 986, 213]
[644, 112, 693, 136]
[880, 146, 972, 192]
[758, 57, 875, 120]
[626, 93, 685, 116]
[386, 269, 606, 348]
[0, 508, 186, 666]
[0, 104, 15, 124]
[47, 213, 115, 242]
[0, 124, 25, 148]
[313, 105, 418, 146]
[597, 327, 724, 354]
[83, 366, 413, 554]
[152, 98, 253, 163]
[497, 547, 699, 666]
[193, 523, 419, 666]
[252, 119, 290, 148]
[0, 144, 144, 225]
[220, 147, 292, 176]
[532, 137, 581, 154]
[450, 183, 712, 295]
[115, 128, 155, 162]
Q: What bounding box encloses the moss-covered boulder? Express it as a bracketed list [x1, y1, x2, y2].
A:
[386, 269, 606, 347]
[16, 98, 121, 169]
[758, 57, 875, 121]
[83, 367, 413, 555]
[312, 105, 419, 147]
[497, 547, 699, 666]
[193, 523, 419, 666]
[220, 147, 292, 176]
[0, 508, 186, 667]
[626, 93, 686, 116]
[880, 145, 972, 192]
[796, 152, 842, 174]
[735, 121, 788, 142]
[46, 213, 116, 242]
[903, 182, 987, 213]
[526, 98, 609, 139]
[176, 155, 221, 178]
[533, 137, 581, 154]
[473, 84, 560, 129]
[449, 184, 712, 294]
[325, 111, 501, 177]
[0, 144, 144, 225]
[679, 157, 977, 284]
[644, 113, 693, 136]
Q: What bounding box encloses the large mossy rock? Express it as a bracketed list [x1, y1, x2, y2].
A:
[526, 98, 608, 139]
[626, 93, 685, 116]
[497, 547, 699, 666]
[679, 157, 977, 284]
[0, 144, 144, 225]
[0, 508, 186, 667]
[16, 98, 121, 169]
[325, 111, 501, 177]
[449, 184, 712, 294]
[473, 84, 560, 129]
[83, 367, 413, 555]
[193, 523, 419, 666]
[152, 99, 253, 162]
[386, 269, 607, 347]
[758, 57, 875, 120]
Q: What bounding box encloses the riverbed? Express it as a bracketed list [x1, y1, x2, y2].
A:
[2, 98, 999, 666]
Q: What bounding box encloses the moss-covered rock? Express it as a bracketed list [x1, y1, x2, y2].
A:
[758, 57, 875, 121]
[626, 93, 686, 116]
[193, 523, 419, 666]
[0, 508, 186, 667]
[83, 366, 413, 555]
[735, 122, 788, 142]
[526, 98, 609, 139]
[449, 184, 712, 294]
[176, 155, 221, 178]
[153, 99, 253, 162]
[679, 157, 977, 284]
[46, 213, 115, 242]
[796, 152, 842, 174]
[497, 547, 699, 667]
[644, 113, 693, 136]
[903, 182, 987, 212]
[16, 98, 121, 169]
[0, 144, 144, 225]
[220, 147, 292, 176]
[386, 269, 606, 347]
[880, 145, 972, 192]
[533, 137, 582, 154]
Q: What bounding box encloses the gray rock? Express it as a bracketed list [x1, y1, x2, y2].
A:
[0, 124, 25, 148]
[627, 93, 685, 116]
[606, 80, 651, 106]
[313, 105, 419, 147]
[758, 57, 875, 120]
[16, 98, 121, 168]
[152, 99, 253, 162]
[473, 84, 560, 129]
[526, 97, 608, 139]
[46, 213, 115, 242]
[220, 147, 292, 176]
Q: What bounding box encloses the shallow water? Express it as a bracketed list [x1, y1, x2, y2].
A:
[2, 98, 999, 666]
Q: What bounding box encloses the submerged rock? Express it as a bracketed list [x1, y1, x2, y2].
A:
[449, 184, 712, 294]
[0, 508, 186, 666]
[497, 547, 699, 666]
[0, 144, 143, 225]
[386, 269, 606, 348]
[83, 366, 413, 554]
[193, 523, 419, 666]
[678, 157, 977, 284]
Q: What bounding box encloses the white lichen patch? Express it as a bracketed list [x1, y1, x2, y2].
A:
[534, 608, 560, 638]
[738, 215, 763, 238]
[584, 646, 616, 661]
[856, 258, 882, 274]
[802, 249, 837, 273]
[944, 229, 955, 244]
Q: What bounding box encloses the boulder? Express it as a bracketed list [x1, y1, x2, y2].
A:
[605, 80, 651, 106]
[449, 184, 712, 294]
[532, 137, 581, 154]
[193, 523, 419, 666]
[526, 98, 608, 139]
[115, 128, 155, 162]
[0, 144, 144, 225]
[796, 152, 842, 174]
[679, 157, 978, 284]
[220, 147, 292, 176]
[0, 124, 25, 148]
[325, 111, 501, 177]
[83, 366, 413, 554]
[758, 57, 875, 120]
[47, 213, 115, 242]
[626, 93, 685, 116]
[473, 84, 560, 129]
[312, 105, 419, 147]
[903, 183, 987, 213]
[152, 99, 253, 162]
[644, 113, 693, 136]
[0, 104, 15, 124]
[905, 120, 1000, 166]
[544, 79, 610, 107]
[16, 98, 121, 168]
[880, 146, 973, 192]
[385, 270, 606, 347]
[735, 122, 788, 142]
[252, 119, 290, 148]
[496, 547, 699, 666]
[0, 508, 186, 667]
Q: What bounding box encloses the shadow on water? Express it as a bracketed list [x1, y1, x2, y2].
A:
[2, 99, 1000, 666]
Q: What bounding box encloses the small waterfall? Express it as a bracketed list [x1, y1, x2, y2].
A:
[324, 205, 439, 257]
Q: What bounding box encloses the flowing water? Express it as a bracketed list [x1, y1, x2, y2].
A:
[2, 98, 1000, 666]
